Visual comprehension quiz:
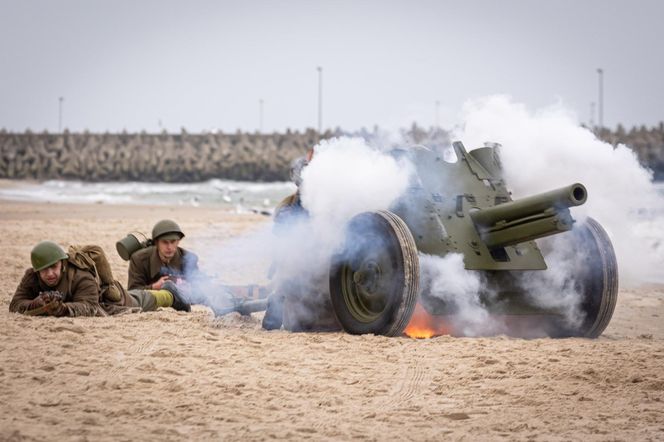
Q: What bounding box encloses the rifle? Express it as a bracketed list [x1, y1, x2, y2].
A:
[160, 266, 186, 282]
[25, 291, 65, 316]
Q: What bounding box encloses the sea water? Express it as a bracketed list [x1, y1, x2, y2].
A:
[0, 179, 296, 213]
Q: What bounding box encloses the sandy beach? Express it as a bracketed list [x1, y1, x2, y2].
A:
[1, 199, 663, 441]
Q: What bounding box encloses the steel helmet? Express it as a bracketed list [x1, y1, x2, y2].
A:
[151, 219, 185, 241]
[31, 241, 68, 271]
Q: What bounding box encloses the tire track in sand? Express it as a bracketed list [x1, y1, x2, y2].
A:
[377, 355, 432, 408]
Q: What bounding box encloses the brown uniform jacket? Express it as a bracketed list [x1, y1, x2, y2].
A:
[273, 191, 308, 232]
[275, 192, 301, 213]
[10, 264, 104, 317]
[127, 246, 198, 290]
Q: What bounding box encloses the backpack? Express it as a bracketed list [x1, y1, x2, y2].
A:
[67, 245, 123, 302]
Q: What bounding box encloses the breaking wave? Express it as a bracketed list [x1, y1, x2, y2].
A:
[0, 179, 295, 211]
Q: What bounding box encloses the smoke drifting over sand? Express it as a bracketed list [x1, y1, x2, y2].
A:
[418, 253, 489, 336]
[184, 137, 415, 327]
[185, 97, 657, 336]
[516, 232, 589, 330]
[456, 95, 662, 286]
[272, 137, 414, 328]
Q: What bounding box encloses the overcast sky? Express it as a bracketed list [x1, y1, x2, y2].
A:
[0, 0, 662, 133]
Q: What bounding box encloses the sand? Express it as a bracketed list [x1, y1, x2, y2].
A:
[1, 199, 663, 441]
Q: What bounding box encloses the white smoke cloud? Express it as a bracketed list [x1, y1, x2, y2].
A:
[263, 137, 414, 330]
[455, 95, 663, 286]
[418, 253, 491, 336]
[301, 136, 412, 239]
[185, 136, 416, 328]
[182, 99, 661, 338]
[403, 96, 660, 337]
[516, 235, 587, 330]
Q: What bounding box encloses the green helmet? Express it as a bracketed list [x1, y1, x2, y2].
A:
[152, 219, 185, 241]
[31, 241, 68, 271]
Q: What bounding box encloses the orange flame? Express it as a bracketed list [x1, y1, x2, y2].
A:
[404, 303, 451, 339]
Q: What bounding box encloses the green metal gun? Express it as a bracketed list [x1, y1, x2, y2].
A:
[328, 142, 618, 338]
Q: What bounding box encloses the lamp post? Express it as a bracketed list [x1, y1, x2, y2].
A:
[58, 96, 64, 132]
[317, 66, 322, 134]
[435, 100, 440, 128]
[596, 68, 603, 130]
[259, 98, 264, 133]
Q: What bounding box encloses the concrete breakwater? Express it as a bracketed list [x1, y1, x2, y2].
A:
[0, 129, 326, 182]
[1, 123, 662, 182]
[597, 123, 664, 180]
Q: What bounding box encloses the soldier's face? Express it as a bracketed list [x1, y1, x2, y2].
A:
[157, 239, 179, 261]
[39, 261, 62, 287]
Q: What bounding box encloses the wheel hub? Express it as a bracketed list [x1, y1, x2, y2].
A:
[342, 258, 388, 323]
[352, 261, 381, 293]
[329, 210, 420, 336]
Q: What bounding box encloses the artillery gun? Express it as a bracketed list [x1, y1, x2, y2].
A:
[329, 142, 618, 338]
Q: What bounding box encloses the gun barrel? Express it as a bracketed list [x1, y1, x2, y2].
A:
[470, 183, 587, 248]
[471, 183, 586, 228]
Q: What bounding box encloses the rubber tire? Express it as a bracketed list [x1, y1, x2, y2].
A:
[329, 210, 419, 336]
[553, 217, 619, 338]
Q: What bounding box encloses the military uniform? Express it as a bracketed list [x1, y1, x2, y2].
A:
[11, 264, 109, 317]
[127, 245, 199, 290]
[276, 192, 301, 212]
[274, 192, 306, 225]
[10, 240, 190, 317]
[262, 190, 340, 331]
[262, 192, 305, 329]
[10, 262, 188, 316]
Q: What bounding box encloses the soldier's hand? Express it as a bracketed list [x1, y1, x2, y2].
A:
[39, 291, 63, 304]
[24, 291, 65, 316]
[44, 298, 68, 317]
[152, 275, 169, 290]
[26, 295, 47, 311]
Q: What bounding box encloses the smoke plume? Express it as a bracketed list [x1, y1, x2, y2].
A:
[184, 97, 661, 337]
[301, 136, 412, 243]
[413, 95, 660, 337]
[418, 253, 491, 336]
[272, 137, 414, 329]
[456, 94, 662, 286]
[184, 136, 415, 329]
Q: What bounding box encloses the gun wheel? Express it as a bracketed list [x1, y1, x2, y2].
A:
[329, 210, 419, 336]
[553, 217, 619, 338]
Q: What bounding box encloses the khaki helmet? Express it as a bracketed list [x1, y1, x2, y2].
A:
[31, 241, 68, 271]
[152, 219, 185, 241]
